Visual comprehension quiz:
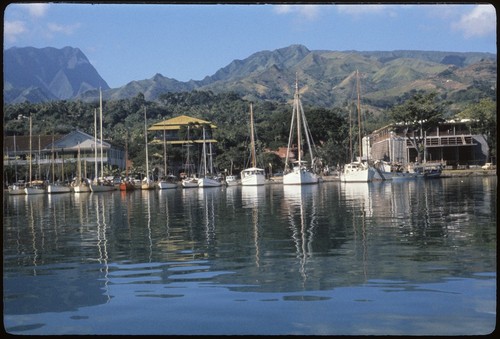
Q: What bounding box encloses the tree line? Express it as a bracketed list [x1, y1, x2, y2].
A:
[3, 90, 496, 180]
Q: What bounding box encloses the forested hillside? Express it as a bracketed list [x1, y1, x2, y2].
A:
[4, 89, 495, 177]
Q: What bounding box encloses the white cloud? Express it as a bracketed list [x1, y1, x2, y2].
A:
[273, 5, 321, 20]
[336, 4, 392, 16]
[19, 3, 50, 18]
[4, 20, 27, 43]
[451, 4, 496, 38]
[47, 22, 81, 35]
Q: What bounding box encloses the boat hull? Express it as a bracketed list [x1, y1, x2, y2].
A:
[182, 178, 199, 188]
[157, 181, 177, 189]
[241, 168, 266, 186]
[8, 185, 26, 195]
[341, 163, 375, 183]
[47, 185, 72, 194]
[73, 185, 91, 193]
[25, 187, 45, 195]
[283, 168, 318, 185]
[198, 177, 222, 188]
[90, 184, 116, 192]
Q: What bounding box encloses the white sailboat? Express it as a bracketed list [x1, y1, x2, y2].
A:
[157, 129, 177, 189]
[181, 125, 198, 188]
[340, 70, 375, 183]
[8, 135, 26, 195]
[283, 75, 319, 185]
[241, 103, 265, 186]
[24, 115, 46, 195]
[73, 144, 91, 193]
[47, 138, 71, 194]
[90, 89, 115, 192]
[141, 107, 155, 190]
[197, 126, 222, 188]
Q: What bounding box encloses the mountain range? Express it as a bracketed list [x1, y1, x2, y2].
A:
[3, 45, 496, 113]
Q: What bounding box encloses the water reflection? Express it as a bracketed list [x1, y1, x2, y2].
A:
[283, 185, 319, 282]
[3, 177, 496, 335]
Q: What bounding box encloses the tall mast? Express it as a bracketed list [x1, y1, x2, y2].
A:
[99, 88, 104, 178]
[144, 107, 149, 182]
[249, 103, 256, 168]
[29, 114, 32, 184]
[295, 74, 302, 165]
[356, 70, 362, 162]
[94, 108, 98, 181]
[163, 129, 167, 176]
[51, 134, 55, 183]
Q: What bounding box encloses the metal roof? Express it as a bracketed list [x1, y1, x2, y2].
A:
[148, 115, 217, 131]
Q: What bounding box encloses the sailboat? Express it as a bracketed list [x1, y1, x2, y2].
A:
[141, 107, 155, 190]
[119, 132, 135, 191]
[157, 128, 177, 189]
[24, 114, 46, 195]
[8, 134, 27, 195]
[73, 144, 91, 193]
[181, 125, 198, 188]
[47, 137, 71, 194]
[283, 75, 319, 185]
[241, 103, 266, 186]
[90, 89, 115, 192]
[340, 70, 375, 183]
[197, 125, 222, 188]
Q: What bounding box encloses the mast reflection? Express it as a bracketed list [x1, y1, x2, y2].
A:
[283, 185, 319, 282]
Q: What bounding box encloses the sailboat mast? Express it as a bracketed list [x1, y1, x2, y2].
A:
[144, 107, 149, 181]
[202, 127, 207, 176]
[295, 75, 302, 165]
[52, 134, 55, 182]
[77, 143, 82, 184]
[250, 103, 256, 168]
[29, 114, 32, 184]
[13, 134, 18, 183]
[99, 88, 104, 179]
[163, 129, 167, 176]
[356, 70, 362, 162]
[94, 108, 98, 181]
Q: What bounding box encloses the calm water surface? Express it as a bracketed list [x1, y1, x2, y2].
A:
[3, 177, 496, 335]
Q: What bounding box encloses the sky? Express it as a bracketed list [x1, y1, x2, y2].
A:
[4, 2, 497, 88]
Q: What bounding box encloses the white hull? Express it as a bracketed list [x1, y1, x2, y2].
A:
[182, 178, 199, 188]
[198, 177, 222, 188]
[73, 184, 91, 193]
[141, 182, 155, 190]
[157, 181, 177, 189]
[283, 168, 319, 185]
[8, 185, 26, 195]
[47, 185, 72, 194]
[90, 184, 116, 192]
[340, 163, 375, 183]
[241, 168, 266, 186]
[25, 187, 45, 195]
[226, 179, 240, 186]
[225, 175, 240, 186]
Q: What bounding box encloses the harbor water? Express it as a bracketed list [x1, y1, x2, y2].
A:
[3, 176, 496, 335]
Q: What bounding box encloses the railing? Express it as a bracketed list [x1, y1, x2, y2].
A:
[406, 136, 475, 147]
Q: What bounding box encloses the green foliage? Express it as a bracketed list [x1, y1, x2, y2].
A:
[457, 98, 497, 160]
[5, 88, 478, 173]
[389, 91, 448, 162]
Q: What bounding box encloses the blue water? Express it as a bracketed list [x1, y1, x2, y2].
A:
[3, 177, 496, 335]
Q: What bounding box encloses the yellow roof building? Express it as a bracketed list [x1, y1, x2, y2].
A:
[148, 115, 217, 145]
